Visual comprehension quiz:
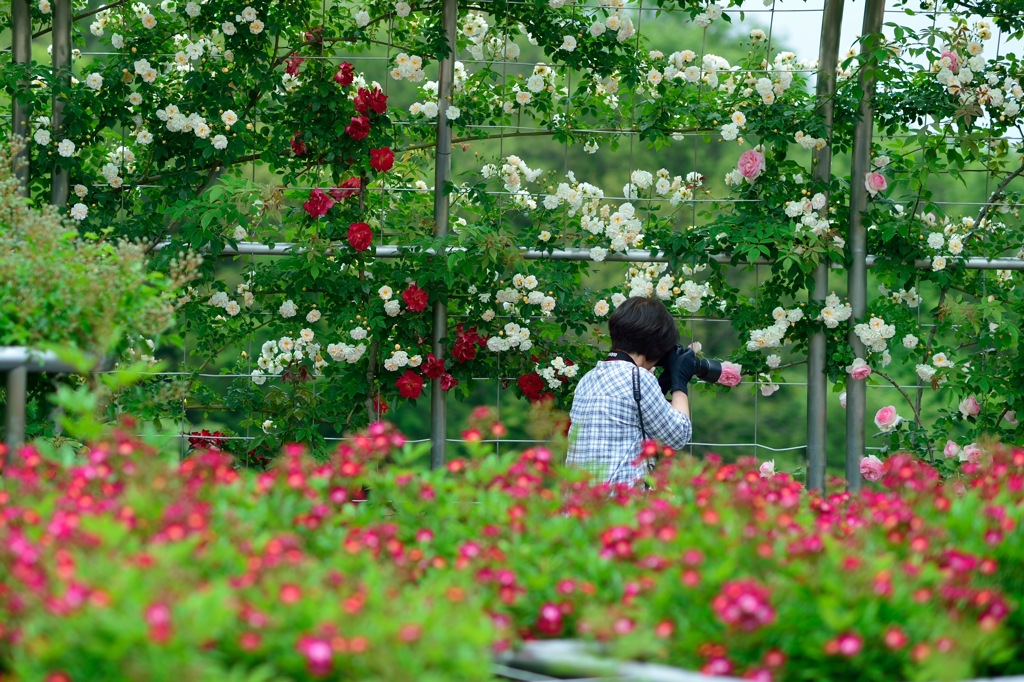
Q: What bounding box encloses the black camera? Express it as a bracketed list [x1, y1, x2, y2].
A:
[660, 344, 723, 383]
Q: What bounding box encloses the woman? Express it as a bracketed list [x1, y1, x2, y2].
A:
[566, 296, 694, 487]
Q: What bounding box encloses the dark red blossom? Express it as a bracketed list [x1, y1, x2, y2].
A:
[345, 115, 370, 141]
[370, 147, 394, 172]
[518, 372, 554, 403]
[354, 87, 388, 115]
[452, 324, 485, 363]
[303, 188, 334, 218]
[402, 284, 428, 312]
[440, 373, 457, 391]
[188, 430, 226, 451]
[396, 370, 424, 399]
[330, 176, 361, 201]
[290, 132, 307, 157]
[285, 54, 305, 76]
[347, 222, 373, 251]
[422, 354, 446, 380]
[334, 61, 354, 85]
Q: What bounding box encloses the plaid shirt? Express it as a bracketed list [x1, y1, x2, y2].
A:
[566, 360, 692, 487]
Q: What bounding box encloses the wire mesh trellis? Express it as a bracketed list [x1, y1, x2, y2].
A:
[5, 0, 1024, 482]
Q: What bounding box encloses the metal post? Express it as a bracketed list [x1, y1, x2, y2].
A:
[429, 0, 457, 470]
[846, 0, 885, 492]
[807, 0, 845, 491]
[12, 0, 32, 196]
[5, 367, 28, 453]
[50, 0, 72, 206]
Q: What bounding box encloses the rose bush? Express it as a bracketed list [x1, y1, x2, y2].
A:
[2, 416, 1024, 680]
[3, 0, 1024, 467]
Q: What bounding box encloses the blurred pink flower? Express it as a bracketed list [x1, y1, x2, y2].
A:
[959, 395, 981, 419]
[944, 440, 961, 458]
[759, 460, 776, 478]
[860, 455, 884, 482]
[846, 357, 872, 380]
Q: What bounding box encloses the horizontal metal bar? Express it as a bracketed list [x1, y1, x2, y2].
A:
[0, 347, 80, 372]
[156, 242, 1024, 270]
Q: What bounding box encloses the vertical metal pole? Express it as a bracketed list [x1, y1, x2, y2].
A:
[12, 0, 32, 196]
[429, 0, 457, 470]
[846, 0, 885, 492]
[807, 0, 845, 491]
[50, 0, 72, 206]
[5, 367, 28, 453]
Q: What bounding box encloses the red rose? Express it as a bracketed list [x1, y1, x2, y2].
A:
[370, 147, 394, 173]
[345, 115, 370, 141]
[290, 132, 306, 157]
[422, 353, 446, 380]
[330, 176, 361, 201]
[303, 188, 335, 218]
[354, 87, 388, 115]
[396, 370, 424, 399]
[440, 373, 457, 391]
[518, 372, 546, 402]
[371, 395, 389, 416]
[347, 222, 373, 251]
[334, 62, 354, 86]
[285, 54, 305, 76]
[402, 284, 428, 312]
[451, 324, 484, 363]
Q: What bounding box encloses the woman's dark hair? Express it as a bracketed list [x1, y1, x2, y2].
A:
[608, 296, 679, 362]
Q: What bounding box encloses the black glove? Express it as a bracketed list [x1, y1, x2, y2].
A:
[667, 348, 700, 391]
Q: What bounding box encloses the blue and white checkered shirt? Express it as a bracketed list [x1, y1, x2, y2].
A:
[566, 360, 692, 487]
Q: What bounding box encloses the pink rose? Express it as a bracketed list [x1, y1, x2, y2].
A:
[759, 460, 775, 478]
[847, 357, 872, 381]
[737, 149, 766, 182]
[958, 395, 981, 419]
[1005, 410, 1018, 426]
[940, 49, 959, 72]
[864, 171, 887, 197]
[860, 455, 884, 482]
[874, 405, 900, 432]
[943, 440, 961, 459]
[962, 443, 981, 464]
[839, 391, 847, 409]
[717, 361, 742, 387]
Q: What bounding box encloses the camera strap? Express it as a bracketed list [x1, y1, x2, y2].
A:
[606, 351, 647, 442]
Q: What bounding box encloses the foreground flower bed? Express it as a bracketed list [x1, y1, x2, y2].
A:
[1, 419, 1023, 681]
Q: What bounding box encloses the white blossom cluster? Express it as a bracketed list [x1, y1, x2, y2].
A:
[209, 290, 242, 317]
[390, 53, 426, 82]
[854, 315, 897, 354]
[236, 280, 255, 307]
[793, 130, 827, 151]
[171, 34, 220, 71]
[133, 58, 159, 84]
[758, 373, 780, 396]
[915, 350, 956, 383]
[878, 284, 922, 308]
[326, 341, 367, 364]
[252, 330, 326, 384]
[377, 285, 404, 317]
[746, 306, 804, 351]
[486, 321, 533, 352]
[921, 211, 974, 271]
[742, 52, 813, 105]
[624, 263, 669, 299]
[817, 293, 853, 329]
[481, 155, 543, 194]
[124, 336, 157, 365]
[409, 63, 469, 119]
[661, 51, 732, 92]
[720, 110, 746, 141]
[784, 192, 831, 236]
[492, 273, 556, 316]
[383, 348, 423, 372]
[674, 279, 714, 313]
[536, 356, 578, 389]
[931, 22, 1024, 120]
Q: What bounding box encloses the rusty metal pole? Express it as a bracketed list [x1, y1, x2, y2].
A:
[807, 0, 846, 491]
[846, 0, 886, 491]
[429, 0, 457, 470]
